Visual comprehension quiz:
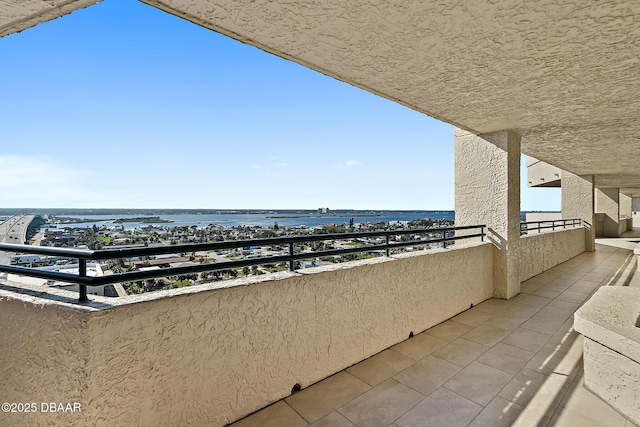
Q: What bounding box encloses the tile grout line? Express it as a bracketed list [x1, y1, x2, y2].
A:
[283, 400, 311, 426]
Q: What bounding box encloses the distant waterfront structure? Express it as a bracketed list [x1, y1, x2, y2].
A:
[318, 207, 330, 214]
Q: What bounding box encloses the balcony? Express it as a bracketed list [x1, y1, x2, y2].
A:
[230, 241, 639, 427]
[3, 1, 640, 426]
[3, 223, 634, 426]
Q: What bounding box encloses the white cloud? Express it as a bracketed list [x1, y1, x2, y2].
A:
[277, 162, 288, 167]
[0, 155, 105, 207]
[331, 160, 362, 169]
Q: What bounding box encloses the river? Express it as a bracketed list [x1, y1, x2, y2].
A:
[42, 211, 456, 231]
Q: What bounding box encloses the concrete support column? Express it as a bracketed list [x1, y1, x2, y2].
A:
[620, 193, 632, 218]
[596, 188, 620, 237]
[561, 172, 595, 251]
[454, 128, 521, 299]
[634, 198, 640, 228]
[620, 192, 632, 234]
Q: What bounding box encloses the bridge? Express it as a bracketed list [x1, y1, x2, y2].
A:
[0, 215, 38, 265]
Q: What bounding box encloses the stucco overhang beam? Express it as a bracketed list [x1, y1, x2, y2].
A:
[0, 0, 101, 38]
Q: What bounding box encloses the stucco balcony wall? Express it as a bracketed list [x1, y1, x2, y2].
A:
[518, 228, 586, 282]
[0, 228, 590, 426]
[0, 296, 91, 426]
[619, 217, 633, 235]
[0, 242, 494, 427]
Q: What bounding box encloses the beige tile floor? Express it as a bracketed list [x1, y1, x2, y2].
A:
[231, 244, 639, 427]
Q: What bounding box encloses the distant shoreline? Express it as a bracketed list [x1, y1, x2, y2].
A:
[113, 217, 173, 224]
[267, 214, 382, 219]
[0, 208, 457, 216]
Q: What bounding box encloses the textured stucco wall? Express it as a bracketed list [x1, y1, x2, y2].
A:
[561, 172, 595, 251]
[616, 194, 632, 235]
[526, 158, 561, 187]
[0, 295, 91, 427]
[620, 193, 633, 218]
[595, 188, 620, 237]
[0, 243, 493, 427]
[618, 217, 631, 235]
[0, 0, 100, 38]
[575, 287, 640, 425]
[455, 128, 521, 299]
[594, 212, 605, 237]
[518, 228, 585, 282]
[583, 339, 640, 425]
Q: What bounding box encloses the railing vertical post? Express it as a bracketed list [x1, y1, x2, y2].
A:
[552, 221, 556, 231]
[481, 226, 484, 242]
[442, 230, 446, 248]
[288, 242, 294, 271]
[78, 258, 88, 302]
[385, 235, 389, 257]
[538, 222, 541, 233]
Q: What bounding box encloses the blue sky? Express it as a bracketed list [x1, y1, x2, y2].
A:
[0, 0, 560, 211]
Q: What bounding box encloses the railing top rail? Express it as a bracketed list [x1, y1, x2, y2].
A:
[0, 232, 488, 288]
[0, 224, 487, 301]
[0, 225, 486, 259]
[520, 218, 580, 226]
[0, 243, 94, 258]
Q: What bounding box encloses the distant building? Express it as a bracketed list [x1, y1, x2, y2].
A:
[6, 262, 112, 296]
[10, 254, 42, 266]
[318, 207, 330, 214]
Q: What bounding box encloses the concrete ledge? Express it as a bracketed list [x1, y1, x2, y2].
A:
[574, 287, 640, 424]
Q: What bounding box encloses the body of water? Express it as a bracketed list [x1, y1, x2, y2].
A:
[42, 211, 456, 231]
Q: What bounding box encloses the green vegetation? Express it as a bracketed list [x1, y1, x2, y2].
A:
[316, 224, 347, 234]
[264, 266, 288, 273]
[113, 216, 172, 224]
[124, 282, 141, 294]
[163, 279, 191, 289]
[52, 216, 106, 224]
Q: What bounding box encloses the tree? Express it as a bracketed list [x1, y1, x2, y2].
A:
[242, 266, 251, 276]
[126, 282, 141, 294]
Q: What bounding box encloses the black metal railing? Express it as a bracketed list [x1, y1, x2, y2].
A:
[520, 218, 582, 235]
[0, 225, 486, 302]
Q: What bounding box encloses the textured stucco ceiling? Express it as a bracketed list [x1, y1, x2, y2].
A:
[0, 0, 100, 37]
[2, 0, 640, 190]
